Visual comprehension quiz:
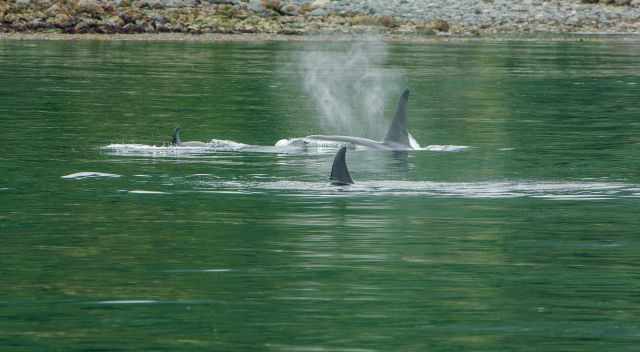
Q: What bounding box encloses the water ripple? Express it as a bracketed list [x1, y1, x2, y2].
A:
[198, 180, 638, 200]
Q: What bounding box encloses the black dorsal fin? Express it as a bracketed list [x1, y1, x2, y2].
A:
[383, 89, 410, 148]
[172, 127, 182, 146]
[329, 147, 354, 185]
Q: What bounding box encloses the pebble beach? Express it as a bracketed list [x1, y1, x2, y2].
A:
[1, 0, 640, 40]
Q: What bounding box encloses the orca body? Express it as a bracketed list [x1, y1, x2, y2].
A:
[307, 89, 415, 151]
[329, 146, 354, 185]
[171, 127, 209, 147]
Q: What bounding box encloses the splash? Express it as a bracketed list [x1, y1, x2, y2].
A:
[100, 139, 249, 156]
[299, 37, 405, 138]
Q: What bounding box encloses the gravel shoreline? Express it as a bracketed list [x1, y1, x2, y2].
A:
[1, 0, 639, 37]
[3, 31, 640, 43]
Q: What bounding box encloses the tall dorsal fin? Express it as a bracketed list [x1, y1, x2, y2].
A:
[329, 146, 354, 185]
[383, 89, 410, 148]
[172, 127, 182, 145]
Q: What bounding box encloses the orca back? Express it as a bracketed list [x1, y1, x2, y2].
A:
[330, 147, 354, 185]
[383, 89, 411, 148]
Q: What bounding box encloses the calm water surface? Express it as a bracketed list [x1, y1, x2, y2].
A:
[1, 39, 640, 351]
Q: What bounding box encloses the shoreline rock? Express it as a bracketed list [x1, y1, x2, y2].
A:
[0, 0, 639, 37]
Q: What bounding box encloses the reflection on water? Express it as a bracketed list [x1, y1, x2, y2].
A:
[1, 39, 640, 351]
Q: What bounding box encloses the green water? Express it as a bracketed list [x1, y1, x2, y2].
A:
[1, 39, 640, 351]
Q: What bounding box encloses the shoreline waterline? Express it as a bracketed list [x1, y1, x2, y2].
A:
[2, 32, 640, 43]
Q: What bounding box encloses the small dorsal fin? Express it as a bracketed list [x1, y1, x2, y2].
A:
[383, 89, 410, 148]
[329, 146, 354, 185]
[172, 127, 182, 146]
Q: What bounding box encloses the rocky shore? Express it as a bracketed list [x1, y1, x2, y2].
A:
[1, 0, 640, 37]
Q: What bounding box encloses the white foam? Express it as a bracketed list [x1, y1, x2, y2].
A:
[277, 136, 467, 153]
[101, 139, 250, 156]
[200, 180, 637, 200]
[275, 137, 353, 149]
[101, 143, 210, 156]
[97, 300, 158, 305]
[103, 137, 466, 155]
[408, 133, 421, 149]
[62, 172, 121, 180]
[207, 139, 249, 150]
[422, 145, 470, 152]
[126, 190, 168, 194]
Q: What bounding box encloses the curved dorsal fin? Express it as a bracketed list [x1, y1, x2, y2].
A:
[383, 89, 410, 148]
[329, 146, 354, 185]
[172, 127, 182, 146]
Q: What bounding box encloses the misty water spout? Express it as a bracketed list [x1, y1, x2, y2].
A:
[300, 38, 405, 139]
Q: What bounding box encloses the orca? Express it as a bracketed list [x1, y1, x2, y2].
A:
[171, 127, 209, 147]
[306, 89, 416, 151]
[329, 146, 354, 185]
